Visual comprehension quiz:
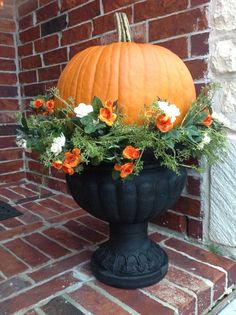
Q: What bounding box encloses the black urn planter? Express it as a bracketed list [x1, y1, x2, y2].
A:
[66, 160, 186, 289]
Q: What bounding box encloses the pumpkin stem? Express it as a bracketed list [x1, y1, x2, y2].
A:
[115, 12, 132, 42]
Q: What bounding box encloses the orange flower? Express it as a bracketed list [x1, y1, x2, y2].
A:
[203, 109, 212, 127]
[64, 151, 81, 168]
[46, 100, 54, 112]
[98, 108, 117, 126]
[33, 99, 44, 108]
[72, 148, 80, 157]
[52, 160, 63, 170]
[155, 113, 173, 133]
[122, 145, 140, 160]
[104, 99, 113, 110]
[120, 162, 134, 178]
[62, 163, 74, 175]
[114, 163, 122, 171]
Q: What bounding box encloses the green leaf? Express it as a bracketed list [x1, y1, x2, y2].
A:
[92, 96, 103, 115]
[21, 114, 29, 131]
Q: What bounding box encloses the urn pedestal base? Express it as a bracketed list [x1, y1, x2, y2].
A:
[91, 222, 168, 289]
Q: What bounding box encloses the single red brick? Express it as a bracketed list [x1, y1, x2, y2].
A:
[21, 55, 42, 70]
[191, 0, 210, 6]
[134, 0, 188, 22]
[51, 194, 80, 209]
[171, 196, 201, 217]
[149, 231, 169, 243]
[144, 279, 195, 315]
[158, 37, 188, 59]
[97, 281, 175, 314]
[165, 237, 236, 287]
[185, 59, 207, 80]
[0, 136, 17, 149]
[29, 250, 91, 282]
[0, 186, 24, 201]
[93, 7, 132, 36]
[0, 32, 14, 46]
[0, 58, 15, 71]
[61, 0, 88, 12]
[78, 215, 109, 235]
[164, 247, 226, 300]
[19, 70, 37, 84]
[152, 210, 187, 233]
[24, 232, 70, 259]
[69, 285, 130, 315]
[19, 26, 40, 44]
[18, 42, 33, 57]
[166, 266, 211, 313]
[0, 72, 17, 84]
[191, 32, 209, 57]
[0, 172, 25, 185]
[24, 82, 45, 97]
[0, 148, 22, 161]
[35, 34, 59, 54]
[22, 201, 59, 219]
[0, 160, 23, 175]
[0, 99, 19, 110]
[64, 220, 106, 243]
[18, 0, 38, 17]
[0, 273, 79, 314]
[103, 0, 136, 12]
[69, 38, 101, 58]
[38, 65, 61, 82]
[48, 209, 85, 224]
[61, 22, 92, 46]
[27, 160, 49, 175]
[39, 198, 75, 214]
[26, 171, 43, 185]
[187, 217, 203, 239]
[50, 167, 67, 180]
[0, 45, 15, 58]
[0, 221, 43, 241]
[36, 1, 59, 23]
[43, 47, 67, 66]
[43, 227, 90, 250]
[44, 177, 68, 194]
[149, 8, 208, 41]
[45, 80, 58, 90]
[19, 14, 33, 30]
[4, 238, 49, 267]
[0, 19, 16, 32]
[186, 176, 201, 196]
[1, 217, 23, 228]
[0, 113, 16, 124]
[0, 246, 28, 277]
[69, 0, 100, 26]
[0, 5, 13, 19]
[0, 276, 32, 300]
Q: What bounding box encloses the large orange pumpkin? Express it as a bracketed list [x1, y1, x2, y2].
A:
[56, 13, 196, 125]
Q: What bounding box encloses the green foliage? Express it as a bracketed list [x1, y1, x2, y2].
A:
[16, 84, 227, 179]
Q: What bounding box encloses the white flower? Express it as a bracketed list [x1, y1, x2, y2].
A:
[16, 137, 27, 149]
[74, 103, 93, 118]
[198, 133, 211, 150]
[50, 133, 65, 155]
[157, 101, 180, 123]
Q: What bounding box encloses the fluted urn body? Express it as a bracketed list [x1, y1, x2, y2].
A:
[66, 160, 186, 288]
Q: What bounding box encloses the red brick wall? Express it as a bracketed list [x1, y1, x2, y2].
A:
[15, 0, 209, 239]
[0, 0, 25, 184]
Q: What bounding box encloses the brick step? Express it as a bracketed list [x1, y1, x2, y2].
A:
[0, 180, 235, 315]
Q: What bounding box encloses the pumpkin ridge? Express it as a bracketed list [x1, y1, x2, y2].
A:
[91, 45, 107, 102]
[78, 46, 100, 103]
